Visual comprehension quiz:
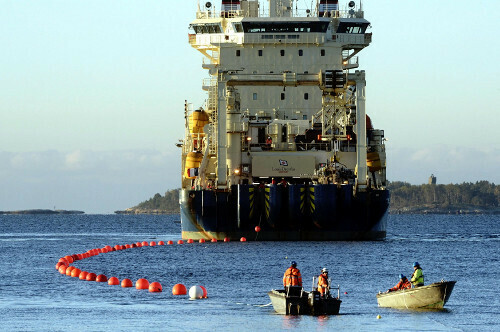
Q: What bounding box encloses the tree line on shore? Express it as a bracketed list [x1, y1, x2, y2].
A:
[128, 181, 500, 214]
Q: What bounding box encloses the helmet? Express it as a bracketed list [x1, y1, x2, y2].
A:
[399, 274, 405, 279]
[413, 262, 420, 267]
[291, 261, 297, 267]
[322, 268, 328, 273]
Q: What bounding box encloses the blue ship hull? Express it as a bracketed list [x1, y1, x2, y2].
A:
[180, 184, 389, 241]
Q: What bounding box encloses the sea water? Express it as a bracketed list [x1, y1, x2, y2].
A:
[0, 214, 498, 331]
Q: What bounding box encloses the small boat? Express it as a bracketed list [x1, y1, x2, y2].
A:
[268, 283, 342, 315]
[376, 281, 456, 309]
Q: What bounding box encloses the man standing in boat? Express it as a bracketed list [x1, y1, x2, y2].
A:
[411, 262, 424, 287]
[387, 274, 411, 292]
[283, 261, 302, 296]
[317, 268, 330, 298]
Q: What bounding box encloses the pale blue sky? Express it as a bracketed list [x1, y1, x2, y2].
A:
[1, 0, 499, 213]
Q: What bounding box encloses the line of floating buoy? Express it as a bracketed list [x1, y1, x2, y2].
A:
[54, 239, 220, 298]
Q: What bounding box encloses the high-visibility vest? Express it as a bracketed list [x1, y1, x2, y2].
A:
[411, 268, 424, 286]
[318, 274, 329, 294]
[283, 267, 302, 287]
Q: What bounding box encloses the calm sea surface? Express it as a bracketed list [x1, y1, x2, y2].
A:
[0, 214, 498, 331]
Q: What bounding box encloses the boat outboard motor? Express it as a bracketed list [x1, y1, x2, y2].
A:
[319, 0, 339, 17]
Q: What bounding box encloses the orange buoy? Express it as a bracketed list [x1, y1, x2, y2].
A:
[240, 237, 247, 242]
[121, 278, 133, 288]
[149, 282, 162, 293]
[114, 245, 121, 251]
[141, 241, 149, 247]
[77, 254, 84, 260]
[105, 245, 112, 251]
[108, 277, 120, 285]
[136, 278, 149, 290]
[158, 241, 165, 245]
[58, 265, 68, 274]
[86, 273, 97, 281]
[255, 226, 261, 232]
[200, 286, 208, 298]
[177, 240, 184, 244]
[199, 239, 205, 243]
[125, 244, 132, 249]
[150, 241, 156, 246]
[55, 262, 64, 270]
[65, 266, 75, 276]
[136, 242, 142, 247]
[167, 240, 174, 245]
[211, 238, 217, 243]
[224, 237, 230, 242]
[79, 271, 89, 280]
[64, 255, 74, 264]
[71, 254, 79, 261]
[97, 248, 103, 254]
[172, 283, 187, 295]
[96, 274, 108, 282]
[187, 239, 193, 244]
[58, 258, 69, 265]
[71, 268, 82, 278]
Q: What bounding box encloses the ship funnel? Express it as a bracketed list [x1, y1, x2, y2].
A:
[222, 0, 241, 17]
[319, 0, 338, 17]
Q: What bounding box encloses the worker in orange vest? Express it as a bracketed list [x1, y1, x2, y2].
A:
[283, 261, 302, 295]
[317, 268, 330, 297]
[387, 274, 412, 292]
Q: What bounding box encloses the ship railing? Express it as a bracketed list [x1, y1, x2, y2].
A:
[249, 142, 331, 152]
[195, 9, 360, 19]
[196, 10, 246, 19]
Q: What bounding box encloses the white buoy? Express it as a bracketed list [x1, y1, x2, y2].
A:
[189, 285, 204, 299]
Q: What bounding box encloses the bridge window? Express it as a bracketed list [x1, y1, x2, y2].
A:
[336, 22, 369, 34]
[253, 93, 258, 100]
[242, 21, 330, 33]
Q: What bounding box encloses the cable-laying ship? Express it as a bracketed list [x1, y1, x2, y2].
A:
[179, 0, 389, 240]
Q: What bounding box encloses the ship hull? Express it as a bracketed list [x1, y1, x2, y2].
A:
[180, 184, 389, 241]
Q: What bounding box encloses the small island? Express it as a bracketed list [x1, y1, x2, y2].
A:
[117, 180, 500, 215]
[0, 209, 85, 215]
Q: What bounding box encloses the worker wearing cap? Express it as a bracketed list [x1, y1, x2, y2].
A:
[317, 268, 330, 297]
[411, 262, 424, 287]
[387, 274, 411, 292]
[283, 261, 302, 291]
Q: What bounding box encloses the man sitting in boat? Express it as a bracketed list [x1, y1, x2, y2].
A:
[387, 274, 411, 292]
[411, 262, 424, 287]
[317, 268, 330, 298]
[283, 261, 302, 296]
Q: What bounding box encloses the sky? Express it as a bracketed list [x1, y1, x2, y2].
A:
[1, 0, 499, 213]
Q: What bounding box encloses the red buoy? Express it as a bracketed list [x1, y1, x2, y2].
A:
[121, 278, 133, 288]
[77, 254, 84, 260]
[172, 283, 187, 295]
[167, 240, 174, 245]
[141, 241, 149, 247]
[136, 278, 149, 290]
[79, 271, 89, 280]
[136, 242, 142, 247]
[177, 240, 184, 244]
[255, 226, 261, 233]
[149, 282, 162, 293]
[224, 237, 230, 242]
[96, 274, 108, 282]
[150, 241, 156, 246]
[187, 239, 193, 244]
[158, 241, 165, 245]
[86, 273, 97, 281]
[125, 244, 132, 249]
[71, 254, 79, 261]
[58, 258, 69, 265]
[211, 238, 217, 243]
[200, 286, 208, 298]
[71, 268, 82, 278]
[105, 245, 112, 251]
[55, 262, 65, 270]
[199, 239, 205, 243]
[114, 245, 121, 251]
[108, 277, 120, 285]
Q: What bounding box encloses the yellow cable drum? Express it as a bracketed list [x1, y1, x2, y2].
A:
[189, 109, 209, 138]
[184, 151, 203, 179]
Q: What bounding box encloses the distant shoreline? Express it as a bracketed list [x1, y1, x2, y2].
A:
[0, 209, 85, 215]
